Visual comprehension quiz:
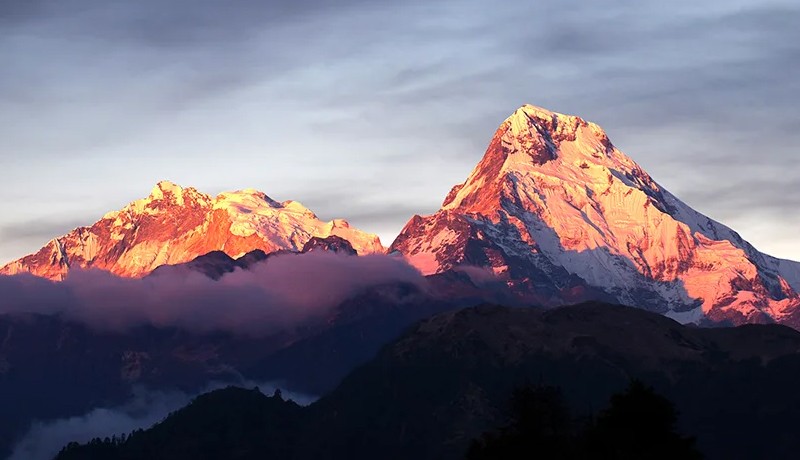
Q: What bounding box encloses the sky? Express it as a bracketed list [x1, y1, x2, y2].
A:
[1, 0, 798, 263]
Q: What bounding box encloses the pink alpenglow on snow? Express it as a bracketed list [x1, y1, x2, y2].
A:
[0, 182, 385, 280]
[391, 105, 800, 327]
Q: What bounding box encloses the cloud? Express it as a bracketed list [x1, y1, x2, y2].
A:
[0, 252, 424, 336]
[0, 219, 87, 243]
[0, 0, 798, 264]
[453, 265, 501, 287]
[0, 0, 373, 44]
[679, 176, 800, 218]
[7, 380, 315, 460]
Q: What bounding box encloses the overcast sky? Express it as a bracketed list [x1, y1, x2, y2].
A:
[1, 0, 798, 263]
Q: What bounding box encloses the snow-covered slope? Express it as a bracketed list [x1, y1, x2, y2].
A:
[0, 181, 384, 280]
[391, 105, 800, 326]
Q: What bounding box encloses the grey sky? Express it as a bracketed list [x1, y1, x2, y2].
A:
[1, 0, 798, 262]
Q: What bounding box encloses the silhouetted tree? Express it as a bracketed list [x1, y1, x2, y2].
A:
[583, 380, 702, 460]
[467, 386, 576, 459]
[467, 381, 703, 460]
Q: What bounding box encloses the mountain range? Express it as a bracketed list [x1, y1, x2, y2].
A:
[3, 103, 800, 459]
[3, 104, 799, 329]
[0, 182, 383, 280]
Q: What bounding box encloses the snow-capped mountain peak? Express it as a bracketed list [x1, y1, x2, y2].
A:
[1, 182, 384, 280]
[443, 105, 656, 213]
[392, 104, 800, 327]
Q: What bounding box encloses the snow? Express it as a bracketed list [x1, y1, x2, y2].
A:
[405, 252, 440, 276]
[397, 104, 800, 324]
[151, 180, 185, 205]
[766, 255, 800, 292]
[1, 182, 385, 279]
[213, 190, 384, 255]
[665, 306, 705, 324]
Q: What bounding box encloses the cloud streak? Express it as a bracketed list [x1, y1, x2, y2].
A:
[0, 218, 88, 245]
[0, 252, 424, 336]
[0, 0, 797, 262]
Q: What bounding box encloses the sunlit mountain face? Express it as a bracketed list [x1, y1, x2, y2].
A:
[391, 105, 800, 327]
[0, 181, 384, 280]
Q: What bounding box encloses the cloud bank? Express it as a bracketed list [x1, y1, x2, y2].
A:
[0, 252, 424, 336]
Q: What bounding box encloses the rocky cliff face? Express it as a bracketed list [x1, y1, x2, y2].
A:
[1, 181, 384, 280]
[391, 105, 800, 326]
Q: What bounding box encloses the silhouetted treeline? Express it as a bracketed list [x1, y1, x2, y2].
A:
[468, 381, 702, 460]
[56, 387, 303, 460]
[56, 382, 701, 460]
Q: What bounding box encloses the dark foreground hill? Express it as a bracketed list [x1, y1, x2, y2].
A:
[56, 303, 800, 460]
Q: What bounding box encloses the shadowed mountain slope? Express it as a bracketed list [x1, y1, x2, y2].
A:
[56, 303, 800, 460]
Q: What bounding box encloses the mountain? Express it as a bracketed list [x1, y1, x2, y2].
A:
[391, 105, 800, 327]
[149, 250, 269, 280]
[0, 181, 384, 280]
[150, 235, 358, 280]
[55, 303, 800, 460]
[301, 235, 358, 255]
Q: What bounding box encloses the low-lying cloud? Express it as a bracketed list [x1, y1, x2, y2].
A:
[8, 380, 315, 460]
[0, 252, 424, 336]
[453, 265, 501, 286]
